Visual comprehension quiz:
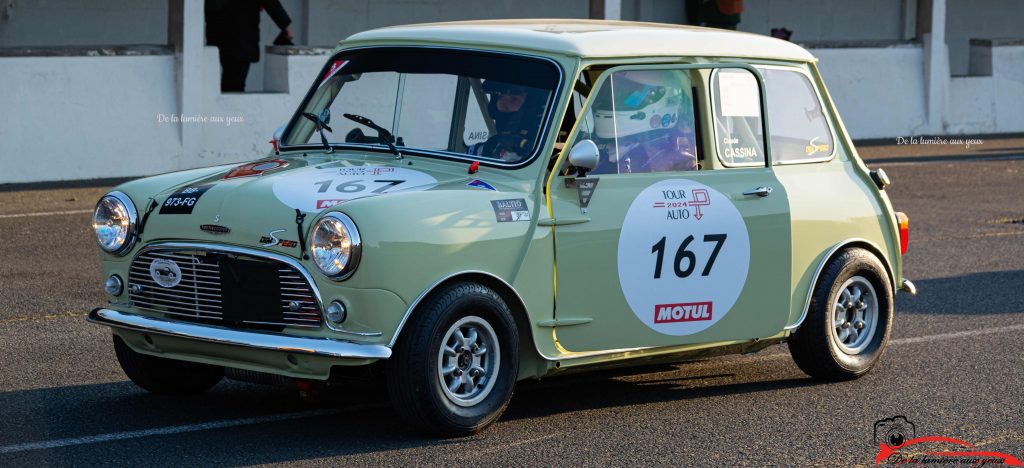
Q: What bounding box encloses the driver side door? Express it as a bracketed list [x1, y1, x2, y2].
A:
[546, 64, 793, 353]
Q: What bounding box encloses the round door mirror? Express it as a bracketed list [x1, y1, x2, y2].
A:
[568, 139, 599, 177]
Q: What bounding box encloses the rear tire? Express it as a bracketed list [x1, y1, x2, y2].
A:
[386, 282, 519, 437]
[113, 335, 224, 395]
[789, 248, 893, 381]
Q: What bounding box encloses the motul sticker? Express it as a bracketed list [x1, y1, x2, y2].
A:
[654, 302, 713, 323]
[618, 179, 750, 336]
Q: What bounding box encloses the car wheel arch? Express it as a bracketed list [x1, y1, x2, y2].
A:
[389, 271, 545, 379]
[786, 238, 896, 332]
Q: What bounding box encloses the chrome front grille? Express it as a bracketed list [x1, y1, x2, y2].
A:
[128, 248, 322, 329]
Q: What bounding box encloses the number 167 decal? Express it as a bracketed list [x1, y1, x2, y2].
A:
[314, 179, 406, 194]
[650, 234, 727, 279]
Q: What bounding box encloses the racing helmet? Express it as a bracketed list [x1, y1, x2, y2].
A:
[593, 70, 690, 139]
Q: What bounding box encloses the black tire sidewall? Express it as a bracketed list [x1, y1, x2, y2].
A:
[389, 282, 519, 434]
[428, 294, 518, 423]
[820, 251, 894, 373]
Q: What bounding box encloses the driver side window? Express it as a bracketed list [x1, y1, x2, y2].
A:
[584, 69, 700, 175]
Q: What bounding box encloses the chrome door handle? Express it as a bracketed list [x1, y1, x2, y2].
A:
[743, 186, 773, 197]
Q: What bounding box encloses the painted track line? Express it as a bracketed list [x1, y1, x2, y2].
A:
[1, 324, 1022, 455]
[862, 153, 1024, 165]
[0, 209, 92, 219]
[889, 323, 1024, 345]
[0, 404, 385, 455]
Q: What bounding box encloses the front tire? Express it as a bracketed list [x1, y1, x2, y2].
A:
[386, 282, 519, 437]
[789, 248, 893, 381]
[113, 335, 224, 395]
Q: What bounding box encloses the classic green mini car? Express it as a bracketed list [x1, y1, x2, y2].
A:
[89, 20, 916, 435]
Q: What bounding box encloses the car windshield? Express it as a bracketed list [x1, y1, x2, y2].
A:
[283, 47, 560, 165]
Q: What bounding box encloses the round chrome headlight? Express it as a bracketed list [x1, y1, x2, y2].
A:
[309, 212, 361, 280]
[92, 191, 138, 256]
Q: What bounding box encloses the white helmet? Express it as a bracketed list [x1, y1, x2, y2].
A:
[593, 70, 689, 139]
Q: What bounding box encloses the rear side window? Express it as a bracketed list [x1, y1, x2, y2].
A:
[762, 69, 834, 163]
[711, 69, 766, 167]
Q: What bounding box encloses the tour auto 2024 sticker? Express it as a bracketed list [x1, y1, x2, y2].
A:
[617, 179, 750, 336]
[272, 166, 438, 212]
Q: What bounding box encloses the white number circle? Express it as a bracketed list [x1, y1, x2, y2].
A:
[272, 166, 438, 212]
[617, 179, 750, 336]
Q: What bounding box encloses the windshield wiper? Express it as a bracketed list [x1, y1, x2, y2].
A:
[343, 113, 403, 160]
[302, 109, 333, 153]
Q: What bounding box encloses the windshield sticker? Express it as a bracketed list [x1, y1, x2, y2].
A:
[716, 71, 760, 117]
[319, 59, 349, 88]
[159, 184, 214, 215]
[804, 137, 829, 156]
[617, 180, 750, 336]
[491, 198, 530, 222]
[223, 159, 289, 179]
[467, 179, 497, 191]
[272, 166, 438, 212]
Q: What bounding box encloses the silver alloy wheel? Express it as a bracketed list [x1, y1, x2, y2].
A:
[436, 316, 501, 407]
[831, 276, 879, 354]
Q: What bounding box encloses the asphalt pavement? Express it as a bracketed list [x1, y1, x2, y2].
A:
[0, 149, 1021, 466]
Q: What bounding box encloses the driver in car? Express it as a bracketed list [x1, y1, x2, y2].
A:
[592, 70, 699, 174]
[467, 81, 544, 163]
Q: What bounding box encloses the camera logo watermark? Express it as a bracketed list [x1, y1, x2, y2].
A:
[872, 416, 1023, 466]
[875, 415, 916, 449]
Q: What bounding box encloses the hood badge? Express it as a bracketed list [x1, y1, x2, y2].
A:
[149, 259, 182, 288]
[261, 229, 298, 248]
[223, 159, 289, 179]
[200, 224, 231, 235]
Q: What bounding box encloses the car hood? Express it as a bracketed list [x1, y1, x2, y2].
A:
[131, 155, 522, 254]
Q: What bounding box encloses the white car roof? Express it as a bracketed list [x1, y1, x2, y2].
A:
[344, 19, 816, 62]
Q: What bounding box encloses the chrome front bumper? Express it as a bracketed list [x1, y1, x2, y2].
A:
[88, 308, 391, 360]
[899, 278, 918, 295]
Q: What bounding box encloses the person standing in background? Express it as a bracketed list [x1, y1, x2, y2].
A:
[206, 0, 294, 92]
[686, 0, 743, 30]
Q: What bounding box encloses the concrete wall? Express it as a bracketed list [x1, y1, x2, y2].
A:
[0, 0, 167, 47]
[2, 40, 1023, 183]
[4, 0, 1023, 80]
[811, 41, 1024, 139]
[0, 53, 181, 183]
[946, 0, 1024, 75]
[947, 43, 1024, 134]
[738, 0, 907, 42]
[0, 47, 330, 184]
[2, 0, 1024, 183]
[812, 45, 929, 139]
